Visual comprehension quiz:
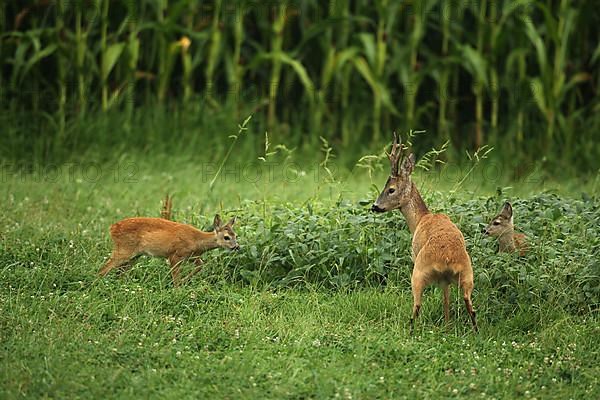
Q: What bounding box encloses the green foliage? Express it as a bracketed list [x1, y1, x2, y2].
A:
[225, 200, 411, 289]
[212, 193, 600, 318]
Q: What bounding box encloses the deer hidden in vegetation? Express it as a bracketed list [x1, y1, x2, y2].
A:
[484, 202, 527, 256]
[371, 133, 478, 333]
[100, 212, 239, 286]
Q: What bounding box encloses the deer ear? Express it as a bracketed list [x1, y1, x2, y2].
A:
[501, 202, 513, 218]
[226, 216, 236, 227]
[400, 153, 415, 176]
[213, 214, 222, 230]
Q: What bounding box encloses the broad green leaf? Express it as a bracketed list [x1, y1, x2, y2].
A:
[321, 47, 336, 87]
[505, 48, 529, 77]
[10, 41, 31, 87]
[22, 44, 58, 82]
[522, 16, 548, 76]
[334, 47, 360, 71]
[353, 57, 377, 91]
[500, 0, 534, 24]
[353, 57, 398, 114]
[592, 42, 600, 64]
[251, 52, 315, 99]
[563, 72, 591, 94]
[272, 52, 315, 96]
[127, 37, 139, 69]
[530, 77, 547, 115]
[358, 33, 377, 67]
[556, 8, 577, 74]
[102, 42, 125, 81]
[459, 45, 488, 86]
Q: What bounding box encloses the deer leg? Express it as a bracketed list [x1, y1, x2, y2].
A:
[442, 284, 450, 323]
[183, 258, 203, 283]
[460, 276, 478, 333]
[168, 253, 187, 287]
[410, 271, 426, 336]
[99, 250, 133, 277]
[116, 254, 143, 277]
[115, 262, 133, 277]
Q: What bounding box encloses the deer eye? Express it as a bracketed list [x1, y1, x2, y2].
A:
[224, 236, 231, 241]
[388, 188, 396, 194]
[493, 221, 500, 226]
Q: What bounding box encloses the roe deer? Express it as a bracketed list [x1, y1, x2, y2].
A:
[160, 194, 174, 220]
[371, 133, 478, 333]
[484, 202, 527, 256]
[100, 214, 239, 286]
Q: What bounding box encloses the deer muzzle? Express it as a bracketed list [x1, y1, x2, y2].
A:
[371, 204, 385, 213]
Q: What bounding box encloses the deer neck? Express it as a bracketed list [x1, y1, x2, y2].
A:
[497, 227, 516, 252]
[400, 182, 430, 234]
[195, 231, 220, 252]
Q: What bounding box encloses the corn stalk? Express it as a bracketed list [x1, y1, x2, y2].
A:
[400, 0, 436, 133]
[267, 4, 286, 129]
[437, 0, 451, 143]
[474, 0, 487, 149]
[74, 3, 86, 114]
[205, 0, 222, 107]
[226, 1, 245, 109]
[100, 0, 109, 110]
[125, 1, 139, 121]
[524, 0, 588, 153]
[55, 0, 67, 145]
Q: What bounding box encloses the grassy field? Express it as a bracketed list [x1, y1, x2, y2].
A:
[1, 154, 599, 398]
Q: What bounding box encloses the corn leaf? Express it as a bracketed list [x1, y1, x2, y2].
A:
[358, 33, 376, 66]
[459, 45, 488, 86]
[530, 77, 547, 115]
[102, 42, 125, 81]
[22, 44, 58, 83]
[353, 57, 398, 114]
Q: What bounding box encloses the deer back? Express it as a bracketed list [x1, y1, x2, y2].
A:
[412, 214, 470, 269]
[110, 217, 209, 256]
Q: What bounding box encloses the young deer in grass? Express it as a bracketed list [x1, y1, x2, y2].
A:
[371, 133, 478, 333]
[99, 214, 239, 286]
[484, 202, 527, 256]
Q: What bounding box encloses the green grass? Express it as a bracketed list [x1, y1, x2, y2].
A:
[1, 154, 599, 398]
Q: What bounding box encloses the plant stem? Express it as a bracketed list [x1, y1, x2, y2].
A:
[205, 0, 222, 106]
[156, 0, 168, 103]
[474, 0, 487, 149]
[55, 0, 66, 149]
[268, 4, 286, 130]
[75, 5, 86, 115]
[100, 0, 109, 110]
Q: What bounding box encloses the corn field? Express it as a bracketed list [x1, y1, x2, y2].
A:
[1, 0, 599, 169]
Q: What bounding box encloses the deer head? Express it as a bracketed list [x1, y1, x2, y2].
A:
[213, 214, 240, 250]
[371, 132, 416, 213]
[483, 202, 514, 237]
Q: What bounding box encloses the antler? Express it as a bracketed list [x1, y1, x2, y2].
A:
[386, 132, 402, 177]
[160, 193, 173, 220]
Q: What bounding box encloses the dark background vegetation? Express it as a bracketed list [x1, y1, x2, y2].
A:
[1, 0, 599, 173]
[2, 2, 600, 398]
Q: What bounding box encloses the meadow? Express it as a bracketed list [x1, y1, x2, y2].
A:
[2, 1, 599, 397]
[1, 144, 599, 398]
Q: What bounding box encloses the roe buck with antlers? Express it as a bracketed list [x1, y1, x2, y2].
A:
[484, 202, 527, 256]
[371, 133, 478, 333]
[100, 214, 239, 286]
